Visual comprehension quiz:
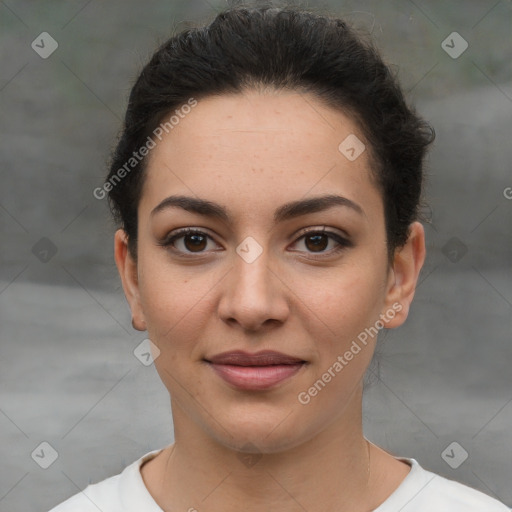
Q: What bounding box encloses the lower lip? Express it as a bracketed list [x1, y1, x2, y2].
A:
[207, 362, 305, 390]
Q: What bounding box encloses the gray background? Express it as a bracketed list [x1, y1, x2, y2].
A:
[0, 0, 511, 510]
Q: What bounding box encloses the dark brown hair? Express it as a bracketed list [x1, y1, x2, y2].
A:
[106, 4, 434, 260]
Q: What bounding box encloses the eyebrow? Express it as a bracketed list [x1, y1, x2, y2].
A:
[150, 194, 365, 223]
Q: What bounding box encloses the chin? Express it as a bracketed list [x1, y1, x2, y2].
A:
[206, 406, 312, 455]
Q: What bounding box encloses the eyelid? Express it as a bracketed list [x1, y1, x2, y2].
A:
[289, 227, 353, 258]
[292, 225, 350, 241]
[157, 227, 221, 251]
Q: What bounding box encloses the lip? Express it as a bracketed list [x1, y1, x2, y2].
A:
[205, 350, 306, 391]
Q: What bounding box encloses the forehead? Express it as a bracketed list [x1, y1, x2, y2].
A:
[140, 90, 382, 224]
[154, 89, 363, 154]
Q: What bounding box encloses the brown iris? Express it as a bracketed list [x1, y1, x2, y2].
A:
[184, 233, 207, 252]
[304, 233, 328, 252]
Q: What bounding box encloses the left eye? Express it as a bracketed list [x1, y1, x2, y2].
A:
[290, 229, 351, 256]
[160, 228, 351, 257]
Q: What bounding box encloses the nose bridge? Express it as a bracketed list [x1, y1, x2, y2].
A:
[235, 241, 272, 291]
[218, 236, 289, 329]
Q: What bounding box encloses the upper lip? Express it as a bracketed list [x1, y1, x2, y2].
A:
[205, 350, 305, 366]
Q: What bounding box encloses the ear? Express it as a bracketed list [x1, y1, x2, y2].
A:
[114, 229, 147, 331]
[381, 221, 426, 328]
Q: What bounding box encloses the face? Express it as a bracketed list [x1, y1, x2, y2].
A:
[115, 89, 425, 453]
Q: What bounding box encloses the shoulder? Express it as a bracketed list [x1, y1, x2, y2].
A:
[47, 447, 166, 512]
[384, 458, 510, 512]
[47, 471, 123, 512]
[423, 473, 510, 511]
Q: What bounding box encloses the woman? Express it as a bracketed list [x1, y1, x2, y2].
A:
[50, 4, 510, 511]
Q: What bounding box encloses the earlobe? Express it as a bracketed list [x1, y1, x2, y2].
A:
[382, 222, 426, 329]
[113, 229, 147, 331]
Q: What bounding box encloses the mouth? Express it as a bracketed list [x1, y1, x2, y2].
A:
[204, 350, 307, 391]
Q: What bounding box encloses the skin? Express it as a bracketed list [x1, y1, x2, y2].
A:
[114, 89, 426, 512]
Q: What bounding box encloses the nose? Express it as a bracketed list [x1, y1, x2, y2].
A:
[217, 246, 290, 332]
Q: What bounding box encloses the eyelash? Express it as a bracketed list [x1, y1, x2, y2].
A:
[158, 227, 353, 260]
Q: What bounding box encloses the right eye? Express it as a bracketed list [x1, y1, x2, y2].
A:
[158, 228, 222, 256]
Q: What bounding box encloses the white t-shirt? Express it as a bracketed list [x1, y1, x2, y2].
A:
[48, 447, 510, 511]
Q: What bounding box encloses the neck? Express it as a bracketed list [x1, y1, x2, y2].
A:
[149, 386, 392, 512]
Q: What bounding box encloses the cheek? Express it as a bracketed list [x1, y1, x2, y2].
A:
[137, 249, 220, 349]
[294, 259, 385, 337]
[294, 268, 383, 415]
[137, 250, 184, 335]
